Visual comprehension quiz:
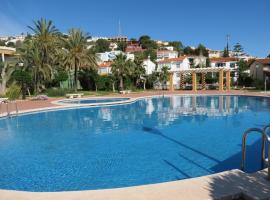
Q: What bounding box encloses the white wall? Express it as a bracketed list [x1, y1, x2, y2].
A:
[143, 58, 156, 75]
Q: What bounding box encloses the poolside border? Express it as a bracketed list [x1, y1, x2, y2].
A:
[0, 92, 270, 200]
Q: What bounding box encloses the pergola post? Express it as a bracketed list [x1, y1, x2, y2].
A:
[192, 72, 197, 92]
[201, 73, 206, 90]
[1, 53, 4, 62]
[219, 69, 224, 91]
[226, 71, 231, 91]
[169, 72, 174, 91]
[180, 73, 184, 90]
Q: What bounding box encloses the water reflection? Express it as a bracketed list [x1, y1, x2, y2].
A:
[1, 96, 270, 136]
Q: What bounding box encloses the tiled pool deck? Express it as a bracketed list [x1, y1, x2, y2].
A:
[0, 90, 270, 200]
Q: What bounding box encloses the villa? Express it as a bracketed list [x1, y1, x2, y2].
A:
[157, 56, 190, 88]
[250, 58, 270, 81]
[156, 50, 178, 61]
[143, 56, 156, 75]
[97, 61, 112, 75]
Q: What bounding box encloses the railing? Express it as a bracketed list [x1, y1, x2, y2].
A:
[263, 124, 270, 179]
[241, 125, 270, 180]
[0, 99, 18, 118]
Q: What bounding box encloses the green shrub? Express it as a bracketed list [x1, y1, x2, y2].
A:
[6, 85, 21, 100]
[46, 88, 70, 97]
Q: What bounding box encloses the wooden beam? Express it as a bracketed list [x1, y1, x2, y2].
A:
[169, 73, 174, 91]
[180, 73, 184, 90]
[226, 71, 231, 91]
[192, 72, 197, 92]
[201, 73, 206, 90]
[219, 69, 224, 91]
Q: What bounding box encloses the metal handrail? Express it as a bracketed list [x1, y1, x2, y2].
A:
[241, 128, 265, 171]
[0, 100, 18, 118]
[263, 124, 270, 179]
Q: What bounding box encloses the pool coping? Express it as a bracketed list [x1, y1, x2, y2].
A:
[0, 92, 270, 199]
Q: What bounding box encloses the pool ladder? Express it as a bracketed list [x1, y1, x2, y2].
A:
[241, 124, 270, 179]
[0, 100, 19, 118]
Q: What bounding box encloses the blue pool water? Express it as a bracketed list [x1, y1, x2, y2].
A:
[59, 98, 129, 104]
[0, 95, 269, 192]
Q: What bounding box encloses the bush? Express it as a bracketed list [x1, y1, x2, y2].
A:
[46, 88, 70, 97]
[6, 85, 21, 100]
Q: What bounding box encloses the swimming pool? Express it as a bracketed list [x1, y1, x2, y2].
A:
[58, 97, 130, 105]
[0, 95, 269, 192]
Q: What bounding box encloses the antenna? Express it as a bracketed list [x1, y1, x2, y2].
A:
[226, 34, 230, 52]
[118, 20, 121, 36]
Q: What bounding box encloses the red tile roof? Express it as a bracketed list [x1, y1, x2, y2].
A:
[98, 62, 112, 68]
[210, 57, 238, 63]
[157, 57, 186, 64]
[255, 58, 270, 64]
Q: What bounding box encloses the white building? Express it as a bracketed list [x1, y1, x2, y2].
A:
[210, 57, 239, 82]
[98, 62, 112, 75]
[156, 50, 178, 61]
[208, 49, 223, 58]
[96, 51, 134, 63]
[87, 37, 108, 42]
[157, 57, 190, 87]
[143, 56, 156, 75]
[188, 56, 207, 67]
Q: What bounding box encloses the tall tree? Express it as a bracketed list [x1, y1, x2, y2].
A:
[139, 35, 157, 49]
[168, 41, 184, 55]
[94, 39, 110, 53]
[159, 66, 170, 90]
[194, 44, 209, 57]
[117, 41, 127, 52]
[19, 39, 53, 93]
[223, 47, 229, 57]
[111, 54, 134, 91]
[62, 28, 97, 91]
[267, 54, 270, 58]
[25, 18, 60, 93]
[233, 42, 244, 56]
[132, 55, 146, 89]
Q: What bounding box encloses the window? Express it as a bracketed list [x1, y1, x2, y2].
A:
[176, 63, 180, 68]
[230, 63, 235, 68]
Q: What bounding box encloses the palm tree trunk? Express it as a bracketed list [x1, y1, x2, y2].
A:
[143, 81, 146, 90]
[119, 77, 124, 91]
[34, 69, 38, 94]
[74, 58, 78, 92]
[112, 82, 115, 92]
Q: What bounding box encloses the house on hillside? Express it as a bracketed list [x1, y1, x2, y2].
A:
[157, 57, 190, 88]
[249, 58, 270, 81]
[96, 51, 134, 62]
[210, 57, 239, 82]
[98, 62, 112, 76]
[143, 56, 156, 75]
[156, 50, 178, 61]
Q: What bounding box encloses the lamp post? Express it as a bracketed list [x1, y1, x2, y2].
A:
[255, 64, 259, 80]
[265, 75, 268, 92]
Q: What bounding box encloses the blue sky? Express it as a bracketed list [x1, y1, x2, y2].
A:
[0, 0, 269, 57]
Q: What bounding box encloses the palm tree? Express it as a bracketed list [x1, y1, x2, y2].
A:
[159, 66, 170, 90]
[19, 39, 53, 93]
[111, 54, 134, 91]
[62, 28, 96, 91]
[133, 55, 146, 89]
[18, 18, 60, 93]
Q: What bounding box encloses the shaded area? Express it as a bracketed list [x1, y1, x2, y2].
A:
[142, 126, 220, 163]
[208, 169, 270, 200]
[163, 159, 191, 179]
